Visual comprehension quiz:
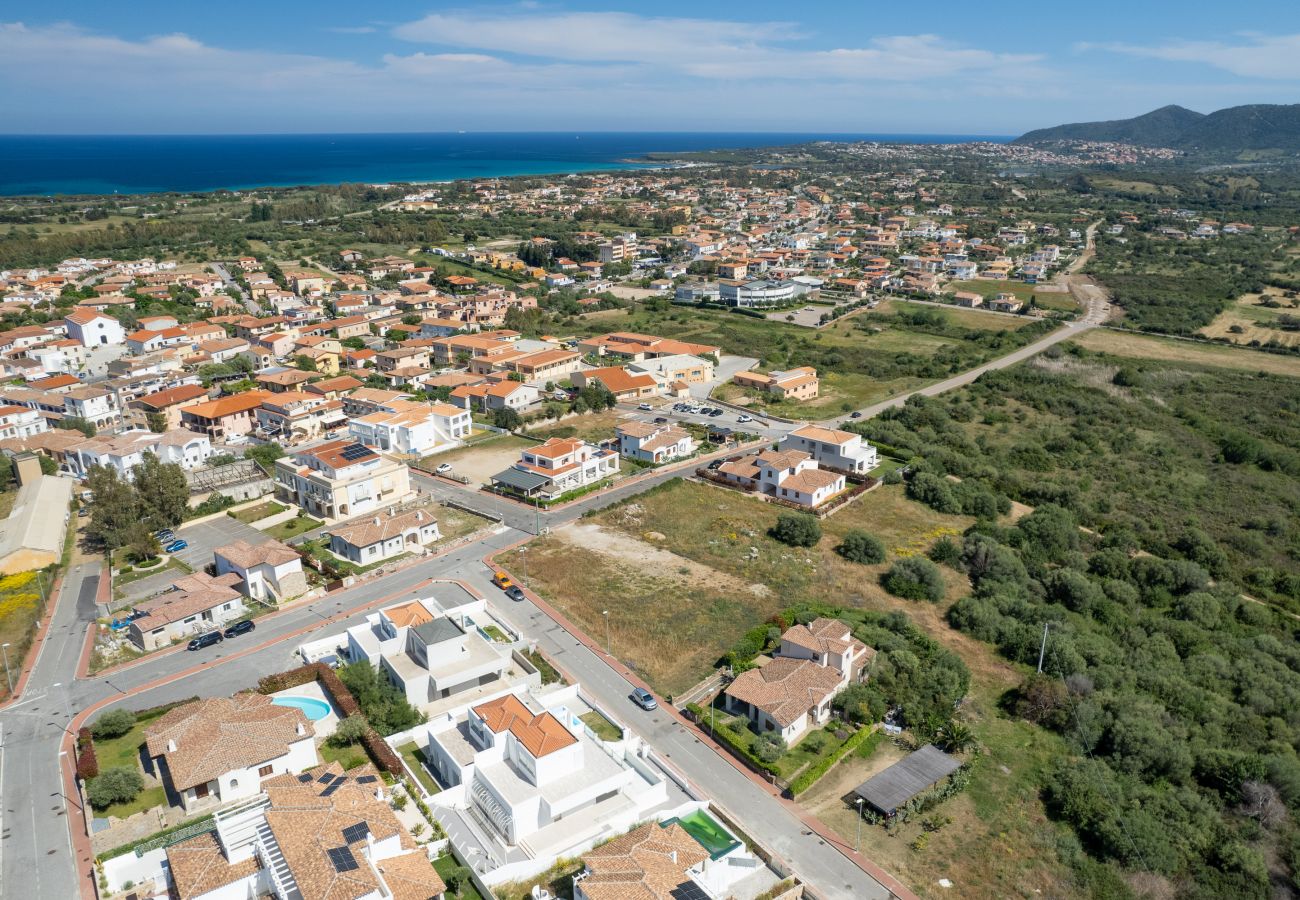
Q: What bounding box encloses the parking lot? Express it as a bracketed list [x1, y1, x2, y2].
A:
[172, 515, 278, 570]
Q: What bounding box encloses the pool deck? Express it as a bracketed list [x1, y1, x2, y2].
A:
[271, 681, 340, 738]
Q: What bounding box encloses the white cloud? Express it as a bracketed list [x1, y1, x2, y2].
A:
[1093, 32, 1300, 80]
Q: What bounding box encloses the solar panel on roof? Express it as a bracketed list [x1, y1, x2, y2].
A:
[317, 772, 335, 784]
[669, 881, 712, 900]
[321, 780, 343, 797]
[326, 846, 359, 873]
[298, 773, 313, 783]
[339, 442, 372, 460]
[341, 823, 369, 844]
[356, 775, 377, 784]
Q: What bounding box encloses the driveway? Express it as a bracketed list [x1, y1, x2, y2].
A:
[173, 515, 277, 570]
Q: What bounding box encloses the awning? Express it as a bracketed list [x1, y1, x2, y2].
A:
[488, 467, 551, 493]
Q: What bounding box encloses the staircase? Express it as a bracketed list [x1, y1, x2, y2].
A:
[255, 820, 300, 900]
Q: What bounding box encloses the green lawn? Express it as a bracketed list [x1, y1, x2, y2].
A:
[396, 742, 441, 795]
[868, 456, 908, 479]
[579, 710, 623, 742]
[228, 501, 287, 524]
[434, 852, 486, 900]
[114, 556, 191, 590]
[482, 624, 509, 643]
[318, 740, 369, 771]
[265, 514, 322, 541]
[92, 709, 169, 771]
[96, 784, 167, 820]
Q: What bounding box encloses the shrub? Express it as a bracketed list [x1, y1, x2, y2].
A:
[790, 727, 881, 796]
[362, 728, 404, 776]
[927, 536, 962, 567]
[76, 727, 99, 780]
[329, 715, 370, 748]
[86, 767, 144, 810]
[881, 556, 946, 602]
[91, 708, 137, 740]
[836, 530, 886, 565]
[753, 732, 787, 763]
[770, 512, 821, 548]
[684, 703, 781, 777]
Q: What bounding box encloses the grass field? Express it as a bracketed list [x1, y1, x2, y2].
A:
[503, 477, 1082, 894]
[526, 409, 627, 445]
[434, 503, 496, 542]
[1199, 287, 1300, 347]
[228, 500, 286, 524]
[1071, 328, 1300, 378]
[265, 514, 322, 541]
[396, 742, 441, 795]
[0, 571, 50, 701]
[945, 279, 1066, 308]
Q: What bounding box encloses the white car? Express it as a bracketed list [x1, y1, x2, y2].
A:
[637, 403, 653, 411]
[737, 414, 753, 423]
[435, 463, 453, 476]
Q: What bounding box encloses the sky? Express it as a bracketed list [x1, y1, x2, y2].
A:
[2, 1, 1299, 135]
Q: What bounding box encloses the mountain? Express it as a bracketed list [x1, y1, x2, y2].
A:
[1014, 103, 1300, 154]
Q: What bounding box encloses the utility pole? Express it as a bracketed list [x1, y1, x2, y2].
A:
[1037, 622, 1054, 674]
[855, 797, 865, 852]
[1, 642, 12, 694]
[602, 610, 610, 655]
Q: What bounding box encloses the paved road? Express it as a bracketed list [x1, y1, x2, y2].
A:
[0, 563, 101, 900]
[210, 262, 261, 315]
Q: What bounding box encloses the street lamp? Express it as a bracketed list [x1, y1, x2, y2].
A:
[518, 545, 528, 586]
[1, 642, 12, 694]
[52, 681, 72, 733]
[601, 610, 610, 655]
[855, 797, 865, 852]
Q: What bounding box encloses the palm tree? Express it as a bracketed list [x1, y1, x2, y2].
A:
[941, 722, 976, 754]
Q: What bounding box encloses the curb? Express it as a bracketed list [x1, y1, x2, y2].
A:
[484, 546, 920, 900]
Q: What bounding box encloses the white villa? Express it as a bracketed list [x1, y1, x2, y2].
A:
[779, 424, 878, 475]
[327, 508, 441, 565]
[716, 448, 846, 509]
[349, 398, 472, 458]
[615, 421, 697, 465]
[489, 437, 619, 501]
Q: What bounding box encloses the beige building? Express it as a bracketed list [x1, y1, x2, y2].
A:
[0, 474, 74, 574]
[274, 439, 412, 520]
[732, 365, 820, 401]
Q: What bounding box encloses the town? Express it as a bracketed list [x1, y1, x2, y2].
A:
[1, 130, 1299, 900]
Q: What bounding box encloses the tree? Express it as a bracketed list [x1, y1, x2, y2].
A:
[444, 865, 473, 896]
[293, 354, 317, 372]
[86, 767, 143, 810]
[124, 523, 161, 563]
[91, 709, 137, 740]
[337, 661, 426, 735]
[133, 453, 189, 529]
[940, 721, 977, 753]
[836, 530, 885, 565]
[753, 732, 786, 763]
[833, 682, 884, 725]
[492, 407, 522, 431]
[329, 715, 370, 748]
[245, 442, 285, 472]
[881, 556, 946, 602]
[56, 417, 96, 438]
[770, 512, 821, 548]
[85, 465, 140, 550]
[145, 411, 167, 433]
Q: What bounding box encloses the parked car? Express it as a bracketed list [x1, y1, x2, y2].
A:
[164, 539, 189, 553]
[187, 631, 224, 651]
[154, 529, 174, 540]
[849, 411, 863, 419]
[653, 416, 669, 425]
[78, 507, 90, 518]
[631, 687, 658, 711]
[637, 403, 653, 411]
[737, 414, 753, 423]
[708, 409, 724, 418]
[434, 463, 453, 476]
[707, 459, 724, 470]
[223, 620, 256, 638]
[505, 586, 526, 602]
[491, 571, 514, 589]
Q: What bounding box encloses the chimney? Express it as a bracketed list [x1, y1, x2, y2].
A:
[373, 516, 381, 526]
[167, 739, 177, 753]
[670, 850, 677, 864]
[415, 511, 423, 522]
[296, 721, 306, 736]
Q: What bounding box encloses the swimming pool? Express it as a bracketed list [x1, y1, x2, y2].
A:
[662, 809, 740, 860]
[272, 695, 332, 722]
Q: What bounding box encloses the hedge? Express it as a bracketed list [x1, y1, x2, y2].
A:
[362, 728, 404, 777]
[257, 662, 362, 718]
[76, 727, 99, 780]
[685, 703, 781, 779]
[789, 726, 882, 796]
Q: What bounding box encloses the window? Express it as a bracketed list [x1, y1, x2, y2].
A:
[259, 764, 273, 777]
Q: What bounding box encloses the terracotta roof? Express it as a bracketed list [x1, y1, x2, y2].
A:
[383, 600, 435, 629]
[135, 383, 209, 410]
[724, 657, 845, 727]
[329, 509, 436, 550]
[782, 617, 873, 666]
[579, 822, 709, 900]
[216, 538, 300, 569]
[789, 424, 860, 446]
[144, 693, 311, 791]
[181, 390, 272, 420]
[779, 467, 843, 494]
[582, 366, 657, 395]
[167, 830, 261, 899]
[472, 694, 577, 758]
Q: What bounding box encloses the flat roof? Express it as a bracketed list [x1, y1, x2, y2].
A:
[853, 744, 961, 815]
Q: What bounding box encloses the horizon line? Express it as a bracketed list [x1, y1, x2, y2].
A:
[0, 130, 1019, 139]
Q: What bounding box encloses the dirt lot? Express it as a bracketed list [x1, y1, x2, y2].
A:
[1071, 328, 1300, 378]
[426, 434, 534, 486]
[1199, 287, 1300, 348]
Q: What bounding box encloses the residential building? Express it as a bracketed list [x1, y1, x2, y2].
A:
[723, 617, 871, 743]
[180, 391, 273, 442]
[572, 822, 708, 900]
[127, 571, 248, 651]
[254, 392, 348, 445]
[328, 508, 441, 566]
[274, 439, 412, 520]
[0, 404, 48, 441]
[716, 448, 846, 509]
[132, 383, 210, 430]
[63, 386, 121, 431]
[143, 692, 317, 811]
[488, 437, 619, 500]
[733, 366, 820, 401]
[214, 539, 308, 603]
[570, 366, 658, 401]
[779, 424, 878, 474]
[349, 399, 471, 457]
[576, 332, 720, 362]
[65, 429, 213, 477]
[448, 380, 538, 414]
[627, 353, 714, 386]
[616, 421, 696, 464]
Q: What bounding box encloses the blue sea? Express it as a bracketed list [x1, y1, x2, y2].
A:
[0, 132, 1012, 197]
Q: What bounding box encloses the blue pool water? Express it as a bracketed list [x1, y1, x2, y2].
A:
[272, 695, 332, 722]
